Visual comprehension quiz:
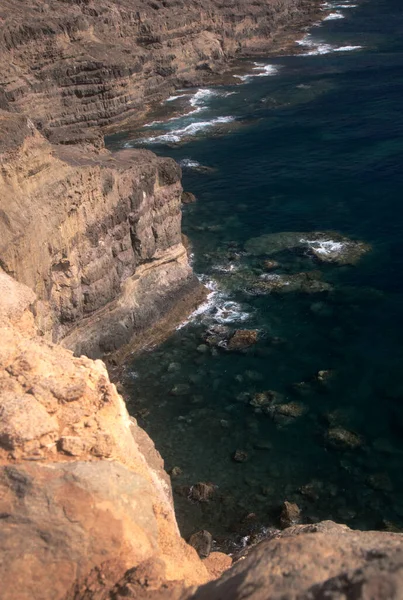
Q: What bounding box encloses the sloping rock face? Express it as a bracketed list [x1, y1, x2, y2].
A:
[0, 111, 205, 356]
[0, 0, 319, 139]
[0, 271, 209, 600]
[190, 521, 403, 600]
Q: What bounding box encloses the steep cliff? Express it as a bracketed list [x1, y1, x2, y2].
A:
[0, 0, 321, 354]
[0, 0, 319, 140]
[0, 111, 205, 356]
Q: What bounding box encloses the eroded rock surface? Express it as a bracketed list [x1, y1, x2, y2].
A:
[0, 0, 321, 138]
[0, 112, 204, 356]
[190, 521, 403, 600]
[0, 275, 209, 600]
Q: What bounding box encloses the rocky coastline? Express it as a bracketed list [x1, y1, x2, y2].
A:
[1, 0, 403, 598]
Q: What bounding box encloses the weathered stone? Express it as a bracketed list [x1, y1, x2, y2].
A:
[58, 436, 88, 457]
[182, 192, 197, 204]
[280, 501, 301, 529]
[189, 531, 213, 558]
[0, 394, 58, 450]
[190, 522, 403, 600]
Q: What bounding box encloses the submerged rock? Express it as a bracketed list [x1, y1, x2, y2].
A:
[170, 466, 183, 477]
[367, 473, 394, 492]
[326, 427, 364, 450]
[262, 259, 280, 271]
[233, 449, 249, 463]
[248, 271, 332, 295]
[171, 383, 191, 396]
[245, 230, 370, 266]
[203, 324, 231, 348]
[227, 329, 259, 351]
[250, 390, 282, 408]
[189, 482, 216, 503]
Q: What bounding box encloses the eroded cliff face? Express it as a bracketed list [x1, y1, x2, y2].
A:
[0, 111, 205, 356]
[0, 0, 321, 355]
[0, 0, 319, 139]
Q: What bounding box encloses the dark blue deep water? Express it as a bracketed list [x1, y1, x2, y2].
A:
[107, 0, 403, 544]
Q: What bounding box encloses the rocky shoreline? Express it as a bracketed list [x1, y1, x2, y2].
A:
[1, 0, 403, 598]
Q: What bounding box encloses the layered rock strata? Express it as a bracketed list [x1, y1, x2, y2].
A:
[0, 0, 320, 139]
[0, 111, 205, 356]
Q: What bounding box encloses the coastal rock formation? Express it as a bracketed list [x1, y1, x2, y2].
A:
[190, 521, 403, 600]
[0, 272, 209, 600]
[0, 0, 320, 139]
[0, 111, 204, 356]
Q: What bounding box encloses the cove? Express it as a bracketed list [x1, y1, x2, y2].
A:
[107, 0, 403, 545]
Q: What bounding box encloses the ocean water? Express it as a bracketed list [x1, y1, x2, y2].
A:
[106, 0, 403, 545]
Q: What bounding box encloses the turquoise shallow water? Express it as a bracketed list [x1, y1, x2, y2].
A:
[107, 0, 403, 544]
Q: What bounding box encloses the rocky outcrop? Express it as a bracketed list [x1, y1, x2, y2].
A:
[0, 111, 205, 356]
[0, 271, 210, 600]
[190, 521, 403, 600]
[0, 0, 320, 139]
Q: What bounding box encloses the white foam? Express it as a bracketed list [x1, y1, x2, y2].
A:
[322, 2, 357, 7]
[177, 278, 250, 329]
[165, 94, 188, 102]
[139, 116, 235, 144]
[212, 263, 240, 273]
[234, 63, 280, 83]
[334, 45, 363, 51]
[179, 158, 201, 168]
[301, 238, 345, 255]
[323, 11, 345, 20]
[296, 33, 362, 56]
[189, 88, 218, 109]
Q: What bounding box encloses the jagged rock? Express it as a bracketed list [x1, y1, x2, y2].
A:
[190, 522, 403, 600]
[280, 501, 301, 528]
[189, 531, 213, 558]
[58, 436, 89, 457]
[182, 191, 197, 204]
